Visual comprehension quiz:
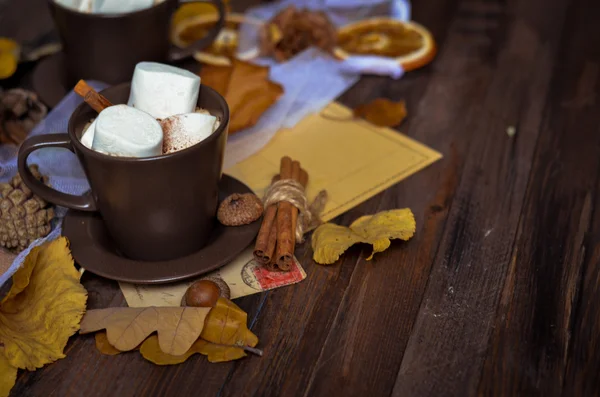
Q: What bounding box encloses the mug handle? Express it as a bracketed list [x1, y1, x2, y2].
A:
[168, 0, 226, 62]
[18, 134, 97, 212]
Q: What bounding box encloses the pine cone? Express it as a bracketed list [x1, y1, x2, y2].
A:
[0, 165, 55, 253]
[260, 6, 337, 62]
[0, 89, 47, 145]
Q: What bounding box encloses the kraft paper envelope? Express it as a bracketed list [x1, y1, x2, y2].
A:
[119, 101, 442, 307]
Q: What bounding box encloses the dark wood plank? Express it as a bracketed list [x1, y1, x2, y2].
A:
[478, 0, 600, 394]
[393, 0, 571, 395]
[218, 0, 510, 395]
[562, 204, 600, 396]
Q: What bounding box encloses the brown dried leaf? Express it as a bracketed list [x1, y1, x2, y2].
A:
[90, 298, 258, 365]
[200, 65, 232, 97]
[80, 306, 211, 356]
[353, 98, 407, 128]
[200, 59, 283, 134]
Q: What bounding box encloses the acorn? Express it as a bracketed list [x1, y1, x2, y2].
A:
[181, 277, 231, 307]
[217, 193, 263, 226]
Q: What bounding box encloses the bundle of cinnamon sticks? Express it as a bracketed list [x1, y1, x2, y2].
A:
[253, 156, 308, 271]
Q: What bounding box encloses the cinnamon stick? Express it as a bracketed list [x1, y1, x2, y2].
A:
[74, 80, 113, 113]
[275, 157, 295, 270]
[253, 174, 280, 264]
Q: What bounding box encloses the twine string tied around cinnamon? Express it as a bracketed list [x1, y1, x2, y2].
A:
[262, 178, 327, 243]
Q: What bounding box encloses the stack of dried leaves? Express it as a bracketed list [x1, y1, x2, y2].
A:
[0, 237, 88, 397]
[81, 298, 260, 364]
[259, 6, 337, 62]
[200, 59, 283, 133]
[0, 88, 47, 145]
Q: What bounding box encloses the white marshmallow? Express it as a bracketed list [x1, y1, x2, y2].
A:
[161, 113, 218, 154]
[94, 0, 155, 13]
[78, 0, 94, 12]
[80, 118, 97, 148]
[128, 62, 201, 120]
[92, 105, 163, 157]
[54, 0, 83, 10]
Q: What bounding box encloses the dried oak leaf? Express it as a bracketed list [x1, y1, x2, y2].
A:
[92, 298, 258, 364]
[0, 237, 87, 370]
[311, 208, 416, 265]
[353, 98, 407, 128]
[200, 59, 283, 133]
[80, 306, 211, 356]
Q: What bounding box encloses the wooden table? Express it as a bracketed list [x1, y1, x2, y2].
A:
[2, 0, 600, 395]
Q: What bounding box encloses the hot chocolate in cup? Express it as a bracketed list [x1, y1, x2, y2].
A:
[17, 83, 230, 262]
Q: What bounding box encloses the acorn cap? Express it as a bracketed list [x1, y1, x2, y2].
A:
[217, 193, 263, 226]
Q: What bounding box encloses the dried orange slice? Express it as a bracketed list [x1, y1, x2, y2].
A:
[171, 13, 262, 66]
[0, 38, 20, 79]
[171, 2, 231, 28]
[333, 19, 436, 72]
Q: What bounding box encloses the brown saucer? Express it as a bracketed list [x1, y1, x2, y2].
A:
[62, 174, 260, 284]
[32, 53, 69, 109]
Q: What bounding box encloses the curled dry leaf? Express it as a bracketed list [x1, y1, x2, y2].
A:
[311, 209, 416, 265]
[200, 59, 283, 133]
[91, 298, 259, 365]
[0, 237, 87, 369]
[80, 306, 211, 356]
[0, 237, 87, 397]
[200, 297, 258, 348]
[353, 98, 407, 128]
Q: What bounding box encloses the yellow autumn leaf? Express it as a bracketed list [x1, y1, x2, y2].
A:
[91, 298, 259, 364]
[200, 297, 258, 348]
[139, 335, 246, 365]
[197, 340, 247, 363]
[0, 237, 87, 371]
[0, 354, 17, 397]
[0, 38, 19, 79]
[94, 332, 122, 356]
[311, 208, 416, 265]
[80, 306, 211, 356]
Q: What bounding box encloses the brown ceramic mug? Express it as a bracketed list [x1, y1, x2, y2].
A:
[17, 83, 229, 262]
[48, 0, 225, 87]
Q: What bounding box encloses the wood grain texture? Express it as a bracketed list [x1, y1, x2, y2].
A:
[478, 0, 600, 394]
[3, 0, 600, 395]
[220, 0, 478, 395]
[394, 0, 569, 394]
